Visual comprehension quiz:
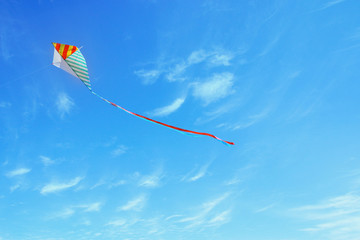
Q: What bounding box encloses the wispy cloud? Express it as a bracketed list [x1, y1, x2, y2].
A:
[149, 97, 186, 117]
[182, 162, 211, 182]
[41, 176, 83, 195]
[225, 164, 258, 185]
[134, 69, 161, 85]
[138, 169, 163, 188]
[192, 72, 235, 105]
[136, 49, 236, 84]
[255, 203, 275, 213]
[107, 219, 127, 226]
[56, 92, 74, 118]
[231, 106, 272, 130]
[322, 0, 346, 10]
[50, 202, 102, 219]
[209, 52, 234, 66]
[80, 202, 102, 212]
[53, 208, 75, 219]
[291, 192, 360, 240]
[118, 195, 147, 211]
[39, 155, 55, 166]
[0, 101, 11, 108]
[178, 192, 232, 228]
[111, 145, 127, 157]
[6, 168, 31, 177]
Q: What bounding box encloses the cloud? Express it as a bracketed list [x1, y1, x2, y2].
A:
[40, 155, 55, 166]
[56, 92, 74, 118]
[208, 210, 231, 225]
[178, 192, 231, 228]
[112, 145, 127, 157]
[291, 193, 360, 240]
[231, 106, 272, 130]
[192, 72, 235, 105]
[41, 176, 83, 195]
[255, 203, 275, 213]
[138, 169, 163, 188]
[107, 219, 127, 226]
[80, 202, 102, 212]
[149, 97, 186, 117]
[0, 101, 11, 108]
[54, 208, 75, 219]
[134, 69, 161, 85]
[118, 195, 147, 211]
[187, 50, 209, 65]
[209, 53, 233, 66]
[6, 168, 31, 177]
[182, 162, 211, 182]
[322, 0, 346, 9]
[10, 184, 20, 192]
[166, 62, 188, 82]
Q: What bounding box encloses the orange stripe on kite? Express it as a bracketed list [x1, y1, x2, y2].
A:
[62, 45, 69, 59]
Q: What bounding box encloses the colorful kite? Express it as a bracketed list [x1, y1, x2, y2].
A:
[52, 43, 234, 146]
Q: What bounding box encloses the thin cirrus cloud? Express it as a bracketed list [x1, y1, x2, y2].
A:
[6, 168, 31, 177]
[192, 72, 235, 105]
[40, 176, 83, 195]
[118, 195, 147, 211]
[149, 97, 186, 117]
[56, 92, 74, 118]
[134, 69, 162, 85]
[178, 192, 232, 228]
[39, 155, 55, 166]
[291, 192, 360, 239]
[135, 49, 235, 84]
[182, 162, 211, 182]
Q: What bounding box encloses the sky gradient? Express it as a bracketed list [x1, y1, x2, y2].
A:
[1, 0, 360, 240]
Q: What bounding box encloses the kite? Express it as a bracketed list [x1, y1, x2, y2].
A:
[52, 42, 234, 146]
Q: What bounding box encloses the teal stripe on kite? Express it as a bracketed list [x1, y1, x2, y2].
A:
[69, 65, 89, 75]
[68, 54, 87, 64]
[66, 59, 88, 69]
[67, 62, 89, 74]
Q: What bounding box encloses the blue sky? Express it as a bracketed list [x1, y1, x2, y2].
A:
[1, 0, 360, 239]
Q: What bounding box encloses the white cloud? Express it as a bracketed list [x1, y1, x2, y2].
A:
[0, 101, 11, 108]
[255, 204, 275, 213]
[135, 69, 161, 85]
[208, 210, 231, 225]
[56, 92, 74, 118]
[80, 202, 102, 212]
[118, 195, 147, 211]
[322, 0, 346, 9]
[55, 208, 75, 219]
[41, 176, 83, 195]
[182, 162, 211, 182]
[178, 192, 231, 228]
[292, 193, 360, 240]
[112, 145, 127, 157]
[149, 97, 185, 117]
[138, 169, 163, 188]
[138, 174, 161, 188]
[10, 184, 20, 192]
[40, 155, 55, 166]
[209, 53, 233, 66]
[166, 62, 187, 82]
[231, 106, 272, 130]
[187, 50, 209, 65]
[107, 219, 127, 226]
[192, 72, 235, 105]
[6, 168, 31, 177]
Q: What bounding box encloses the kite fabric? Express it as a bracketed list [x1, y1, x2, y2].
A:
[52, 42, 234, 146]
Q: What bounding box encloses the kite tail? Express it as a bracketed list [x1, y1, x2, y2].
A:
[90, 90, 234, 146]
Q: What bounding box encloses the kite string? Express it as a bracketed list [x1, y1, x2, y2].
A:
[0, 64, 52, 88]
[90, 90, 234, 146]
